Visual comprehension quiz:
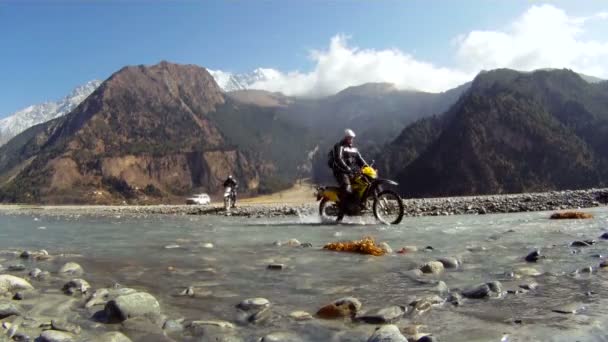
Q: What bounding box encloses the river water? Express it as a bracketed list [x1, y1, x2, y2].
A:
[1, 208, 608, 341]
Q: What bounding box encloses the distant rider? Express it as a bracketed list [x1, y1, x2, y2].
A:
[223, 175, 238, 207]
[330, 129, 368, 197]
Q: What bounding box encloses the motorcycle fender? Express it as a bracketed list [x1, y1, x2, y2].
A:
[321, 189, 340, 202]
[377, 179, 398, 186]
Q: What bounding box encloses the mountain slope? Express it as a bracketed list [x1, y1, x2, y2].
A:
[0, 62, 315, 204]
[386, 68, 608, 197]
[0, 80, 101, 146]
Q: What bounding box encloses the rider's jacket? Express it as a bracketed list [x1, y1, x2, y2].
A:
[223, 178, 238, 188]
[332, 139, 368, 173]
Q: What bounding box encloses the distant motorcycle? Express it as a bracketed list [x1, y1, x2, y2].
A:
[223, 186, 237, 210]
[316, 165, 404, 224]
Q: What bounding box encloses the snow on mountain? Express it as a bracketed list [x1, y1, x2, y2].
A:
[0, 80, 102, 146]
[208, 68, 280, 92]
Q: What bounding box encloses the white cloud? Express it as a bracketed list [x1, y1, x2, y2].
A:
[456, 4, 608, 77]
[214, 4, 608, 96]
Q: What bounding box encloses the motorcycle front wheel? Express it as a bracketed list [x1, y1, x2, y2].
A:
[373, 190, 404, 225]
[319, 198, 344, 223]
[224, 196, 232, 211]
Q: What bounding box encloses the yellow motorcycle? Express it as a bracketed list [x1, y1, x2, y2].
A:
[316, 165, 404, 224]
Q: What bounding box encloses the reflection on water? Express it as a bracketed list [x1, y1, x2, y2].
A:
[1, 208, 608, 341]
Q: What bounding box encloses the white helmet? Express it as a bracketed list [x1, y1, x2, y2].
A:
[344, 129, 356, 138]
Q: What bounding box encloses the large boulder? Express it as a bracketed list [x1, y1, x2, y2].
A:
[0, 302, 21, 319]
[104, 292, 161, 322]
[0, 275, 34, 294]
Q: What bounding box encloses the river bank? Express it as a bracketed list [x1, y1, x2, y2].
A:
[1, 188, 606, 218]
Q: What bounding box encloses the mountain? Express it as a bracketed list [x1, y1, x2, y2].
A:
[0, 62, 316, 204]
[0, 80, 101, 146]
[208, 68, 279, 92]
[383, 68, 608, 197]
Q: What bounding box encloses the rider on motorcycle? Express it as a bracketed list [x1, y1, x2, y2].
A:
[223, 175, 238, 207]
[330, 129, 368, 199]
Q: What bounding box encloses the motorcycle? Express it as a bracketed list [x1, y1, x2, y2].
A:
[316, 165, 404, 225]
[223, 186, 237, 210]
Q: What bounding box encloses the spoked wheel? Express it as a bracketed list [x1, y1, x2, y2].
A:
[373, 190, 404, 225]
[319, 198, 344, 223]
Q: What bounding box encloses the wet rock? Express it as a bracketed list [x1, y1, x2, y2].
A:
[260, 332, 303, 342]
[600, 260, 608, 268]
[434, 281, 449, 295]
[397, 246, 418, 254]
[267, 264, 285, 270]
[58, 262, 83, 276]
[462, 281, 504, 299]
[519, 282, 539, 290]
[525, 250, 543, 262]
[62, 279, 90, 295]
[0, 302, 20, 319]
[416, 336, 439, 342]
[317, 297, 362, 319]
[301, 242, 313, 248]
[12, 289, 37, 301]
[289, 310, 313, 321]
[437, 257, 460, 269]
[38, 330, 75, 342]
[570, 240, 595, 247]
[552, 303, 586, 314]
[600, 232, 608, 240]
[51, 319, 81, 335]
[420, 261, 444, 275]
[104, 291, 161, 323]
[380, 242, 393, 254]
[93, 332, 133, 342]
[285, 239, 302, 247]
[410, 296, 444, 314]
[188, 320, 235, 330]
[356, 305, 406, 324]
[178, 286, 195, 297]
[367, 324, 408, 342]
[237, 297, 270, 311]
[515, 267, 542, 277]
[8, 264, 26, 271]
[29, 268, 42, 279]
[162, 318, 184, 333]
[578, 266, 594, 274]
[0, 275, 34, 294]
[121, 316, 164, 337]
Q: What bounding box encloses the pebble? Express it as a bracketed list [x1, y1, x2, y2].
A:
[525, 250, 543, 262]
[380, 242, 393, 254]
[289, 311, 313, 321]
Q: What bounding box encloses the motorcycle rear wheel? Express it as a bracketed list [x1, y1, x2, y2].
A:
[319, 198, 344, 223]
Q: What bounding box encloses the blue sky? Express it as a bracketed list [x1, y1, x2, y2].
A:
[1, 0, 608, 117]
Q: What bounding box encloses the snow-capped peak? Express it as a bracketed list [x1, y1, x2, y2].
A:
[0, 80, 102, 146]
[208, 68, 279, 92]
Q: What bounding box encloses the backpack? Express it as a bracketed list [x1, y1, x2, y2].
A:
[327, 148, 335, 169]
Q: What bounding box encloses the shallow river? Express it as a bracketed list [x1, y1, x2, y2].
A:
[1, 208, 608, 341]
